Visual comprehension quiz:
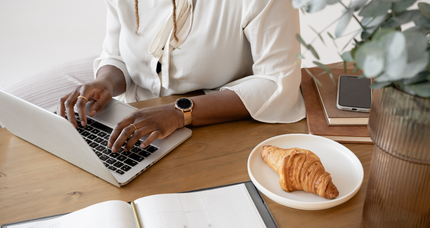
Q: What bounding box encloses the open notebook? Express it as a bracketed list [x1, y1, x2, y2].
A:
[1, 182, 279, 228]
[0, 90, 192, 187]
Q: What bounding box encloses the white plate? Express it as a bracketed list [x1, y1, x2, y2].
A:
[248, 133, 364, 210]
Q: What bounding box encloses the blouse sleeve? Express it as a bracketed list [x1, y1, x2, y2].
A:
[92, 0, 135, 101]
[220, 0, 305, 123]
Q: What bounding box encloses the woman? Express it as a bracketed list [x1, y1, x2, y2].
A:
[14, 0, 306, 153]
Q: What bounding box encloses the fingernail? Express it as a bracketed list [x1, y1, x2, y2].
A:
[112, 148, 117, 153]
[89, 110, 96, 117]
[140, 143, 146, 148]
[81, 121, 86, 126]
[108, 142, 112, 147]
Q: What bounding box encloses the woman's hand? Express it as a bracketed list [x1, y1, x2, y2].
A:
[57, 79, 114, 128]
[56, 65, 126, 128]
[108, 104, 184, 153]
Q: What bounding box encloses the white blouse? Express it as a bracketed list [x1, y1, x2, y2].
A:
[93, 0, 305, 123]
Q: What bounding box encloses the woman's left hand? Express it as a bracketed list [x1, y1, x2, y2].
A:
[108, 103, 184, 153]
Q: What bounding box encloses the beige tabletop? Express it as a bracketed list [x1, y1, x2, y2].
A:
[0, 91, 373, 227]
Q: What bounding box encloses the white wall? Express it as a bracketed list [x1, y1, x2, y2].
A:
[0, 0, 107, 88]
[299, 4, 361, 68]
[0, 1, 350, 88]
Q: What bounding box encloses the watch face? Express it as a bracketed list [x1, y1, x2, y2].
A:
[176, 98, 193, 110]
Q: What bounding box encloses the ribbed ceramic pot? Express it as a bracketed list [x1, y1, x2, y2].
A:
[361, 86, 430, 227]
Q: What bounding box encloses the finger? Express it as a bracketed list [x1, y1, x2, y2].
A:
[76, 95, 89, 127]
[57, 94, 70, 118]
[108, 112, 137, 148]
[88, 90, 112, 117]
[109, 120, 129, 148]
[124, 124, 154, 149]
[141, 131, 160, 148]
[124, 126, 144, 151]
[64, 90, 81, 128]
[111, 125, 136, 153]
[76, 85, 102, 126]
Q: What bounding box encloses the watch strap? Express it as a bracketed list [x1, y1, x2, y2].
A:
[175, 98, 193, 126]
[183, 110, 192, 126]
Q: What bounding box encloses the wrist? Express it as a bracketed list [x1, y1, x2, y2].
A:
[174, 98, 194, 127]
[96, 65, 126, 96]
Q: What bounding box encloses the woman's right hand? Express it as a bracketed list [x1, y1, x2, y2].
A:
[56, 65, 126, 128]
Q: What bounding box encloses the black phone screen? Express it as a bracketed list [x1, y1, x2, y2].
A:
[337, 75, 371, 110]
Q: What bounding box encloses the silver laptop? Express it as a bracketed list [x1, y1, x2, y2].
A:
[0, 90, 192, 187]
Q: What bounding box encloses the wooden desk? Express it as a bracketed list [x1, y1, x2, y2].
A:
[0, 94, 373, 227]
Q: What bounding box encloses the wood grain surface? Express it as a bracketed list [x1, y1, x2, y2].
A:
[0, 73, 374, 227]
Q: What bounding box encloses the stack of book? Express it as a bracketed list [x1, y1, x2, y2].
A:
[301, 67, 373, 144]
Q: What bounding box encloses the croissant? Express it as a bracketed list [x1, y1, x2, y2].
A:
[261, 145, 339, 199]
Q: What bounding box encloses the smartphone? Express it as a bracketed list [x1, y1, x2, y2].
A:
[336, 75, 372, 112]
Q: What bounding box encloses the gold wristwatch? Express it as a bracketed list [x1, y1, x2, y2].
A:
[174, 98, 194, 126]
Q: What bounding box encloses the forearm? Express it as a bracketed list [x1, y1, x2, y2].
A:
[96, 65, 127, 96]
[190, 90, 251, 126]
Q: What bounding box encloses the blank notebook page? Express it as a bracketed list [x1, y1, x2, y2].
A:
[134, 183, 267, 228]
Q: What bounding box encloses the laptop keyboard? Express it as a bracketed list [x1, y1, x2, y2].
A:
[72, 112, 159, 175]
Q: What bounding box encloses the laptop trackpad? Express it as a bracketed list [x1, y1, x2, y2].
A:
[87, 101, 137, 128]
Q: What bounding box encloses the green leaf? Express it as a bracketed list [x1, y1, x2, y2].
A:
[327, 32, 339, 48]
[300, 7, 307, 15]
[375, 73, 395, 82]
[378, 31, 408, 80]
[362, 15, 387, 28]
[359, 1, 392, 17]
[372, 28, 397, 41]
[384, 51, 407, 80]
[335, 9, 353, 37]
[418, 2, 430, 20]
[361, 15, 388, 40]
[353, 64, 361, 73]
[350, 0, 368, 11]
[394, 81, 416, 95]
[412, 12, 430, 27]
[343, 61, 347, 74]
[370, 81, 392, 89]
[380, 31, 406, 59]
[297, 34, 321, 60]
[296, 34, 308, 47]
[428, 51, 430, 72]
[382, 10, 422, 29]
[393, 0, 416, 14]
[402, 71, 430, 85]
[312, 61, 335, 84]
[341, 51, 354, 62]
[296, 53, 305, 59]
[307, 44, 320, 60]
[403, 31, 428, 61]
[292, 0, 311, 9]
[303, 67, 322, 86]
[402, 51, 429, 79]
[405, 82, 430, 98]
[355, 42, 385, 77]
[306, 0, 328, 13]
[326, 0, 340, 5]
[406, 25, 430, 35]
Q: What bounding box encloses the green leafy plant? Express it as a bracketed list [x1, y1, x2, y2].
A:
[294, 0, 430, 98]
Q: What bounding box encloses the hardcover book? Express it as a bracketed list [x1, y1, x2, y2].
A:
[301, 68, 372, 144]
[309, 67, 369, 126]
